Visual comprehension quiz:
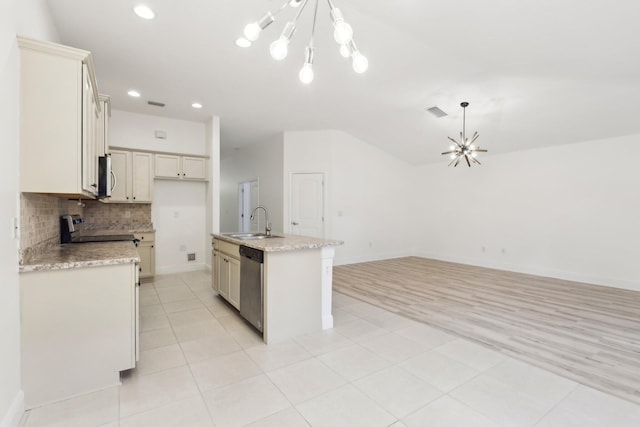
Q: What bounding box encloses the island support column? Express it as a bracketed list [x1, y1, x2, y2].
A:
[321, 246, 335, 329]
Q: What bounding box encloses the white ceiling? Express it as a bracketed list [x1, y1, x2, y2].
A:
[45, 0, 640, 164]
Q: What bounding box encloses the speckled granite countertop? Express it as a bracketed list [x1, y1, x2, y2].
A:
[212, 233, 343, 252]
[19, 241, 140, 273]
[77, 227, 156, 236]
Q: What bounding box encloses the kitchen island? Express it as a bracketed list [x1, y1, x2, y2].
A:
[212, 233, 343, 344]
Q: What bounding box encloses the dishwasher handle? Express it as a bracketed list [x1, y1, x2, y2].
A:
[239, 245, 264, 263]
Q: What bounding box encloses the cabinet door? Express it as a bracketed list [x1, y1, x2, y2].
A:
[132, 152, 153, 202]
[155, 154, 181, 179]
[137, 243, 154, 279]
[97, 95, 110, 157]
[218, 257, 230, 299]
[228, 257, 240, 309]
[182, 157, 207, 180]
[109, 150, 130, 202]
[82, 64, 99, 196]
[212, 250, 220, 292]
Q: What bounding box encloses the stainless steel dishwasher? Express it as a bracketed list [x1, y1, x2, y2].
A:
[239, 245, 264, 333]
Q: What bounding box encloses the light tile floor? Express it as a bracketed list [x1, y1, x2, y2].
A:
[20, 271, 640, 427]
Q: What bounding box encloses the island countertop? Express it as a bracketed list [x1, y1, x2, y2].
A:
[212, 233, 343, 252]
[19, 241, 140, 273]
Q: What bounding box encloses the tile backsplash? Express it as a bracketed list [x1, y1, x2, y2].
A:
[19, 193, 83, 262]
[19, 194, 152, 264]
[82, 201, 152, 230]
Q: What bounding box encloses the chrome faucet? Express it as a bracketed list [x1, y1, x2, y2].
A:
[250, 205, 271, 236]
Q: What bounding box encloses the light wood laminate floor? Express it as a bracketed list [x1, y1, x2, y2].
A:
[333, 257, 640, 405]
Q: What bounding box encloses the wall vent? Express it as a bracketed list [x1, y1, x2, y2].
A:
[147, 100, 165, 107]
[426, 106, 447, 118]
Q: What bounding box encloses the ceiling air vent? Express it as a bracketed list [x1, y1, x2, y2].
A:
[426, 106, 447, 118]
[147, 100, 165, 107]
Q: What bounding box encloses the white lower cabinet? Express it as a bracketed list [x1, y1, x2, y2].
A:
[20, 263, 138, 409]
[212, 239, 240, 309]
[134, 232, 155, 280]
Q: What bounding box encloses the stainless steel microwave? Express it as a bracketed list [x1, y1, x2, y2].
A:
[97, 155, 112, 199]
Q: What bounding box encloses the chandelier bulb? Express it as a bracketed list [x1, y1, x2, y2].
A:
[244, 12, 275, 41]
[330, 8, 353, 44]
[299, 63, 314, 84]
[244, 22, 261, 41]
[352, 51, 368, 73]
[333, 20, 353, 45]
[270, 37, 289, 60]
[339, 44, 351, 58]
[299, 46, 315, 84]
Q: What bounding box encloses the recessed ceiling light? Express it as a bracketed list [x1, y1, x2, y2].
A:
[127, 90, 141, 97]
[235, 37, 252, 48]
[133, 5, 155, 20]
[192, 102, 203, 109]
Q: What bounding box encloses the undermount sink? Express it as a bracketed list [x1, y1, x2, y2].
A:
[223, 232, 283, 240]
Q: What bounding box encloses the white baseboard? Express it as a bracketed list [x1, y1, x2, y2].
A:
[413, 250, 640, 292]
[156, 263, 207, 275]
[1, 390, 24, 427]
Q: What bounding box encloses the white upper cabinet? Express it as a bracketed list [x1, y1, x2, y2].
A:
[97, 95, 111, 157]
[155, 154, 207, 181]
[18, 36, 102, 198]
[107, 149, 153, 203]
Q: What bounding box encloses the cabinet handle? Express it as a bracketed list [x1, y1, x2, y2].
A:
[140, 236, 144, 240]
[151, 245, 154, 248]
[292, 221, 299, 225]
[126, 197, 129, 200]
[182, 173, 186, 176]
[91, 183, 97, 188]
[177, 173, 180, 176]
[133, 196, 136, 200]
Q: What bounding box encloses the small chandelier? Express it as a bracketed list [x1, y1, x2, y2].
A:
[237, 0, 368, 84]
[442, 102, 487, 167]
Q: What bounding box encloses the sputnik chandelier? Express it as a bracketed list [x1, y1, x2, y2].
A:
[236, 0, 368, 84]
[442, 102, 488, 167]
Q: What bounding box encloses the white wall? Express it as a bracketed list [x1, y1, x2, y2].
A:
[412, 134, 640, 291]
[152, 180, 208, 274]
[205, 116, 221, 269]
[109, 110, 210, 275]
[109, 110, 206, 155]
[283, 130, 414, 265]
[2, 2, 59, 426]
[220, 134, 285, 233]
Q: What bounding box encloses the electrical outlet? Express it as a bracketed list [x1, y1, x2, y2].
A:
[187, 253, 196, 261]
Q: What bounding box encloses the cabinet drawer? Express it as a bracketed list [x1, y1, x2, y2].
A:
[134, 232, 155, 243]
[215, 239, 240, 258]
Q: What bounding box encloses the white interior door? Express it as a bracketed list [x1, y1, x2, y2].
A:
[249, 180, 260, 232]
[290, 173, 324, 238]
[238, 180, 260, 232]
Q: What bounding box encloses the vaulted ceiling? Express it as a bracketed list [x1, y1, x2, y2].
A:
[46, 0, 640, 164]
